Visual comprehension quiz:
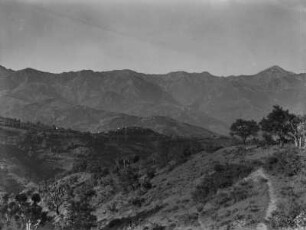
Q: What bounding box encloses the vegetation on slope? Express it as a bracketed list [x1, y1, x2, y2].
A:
[1, 105, 306, 229]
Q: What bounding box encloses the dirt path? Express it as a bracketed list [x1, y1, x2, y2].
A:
[255, 168, 277, 230]
[196, 168, 277, 230]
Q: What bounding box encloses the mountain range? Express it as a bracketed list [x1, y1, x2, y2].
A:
[0, 65, 305, 135]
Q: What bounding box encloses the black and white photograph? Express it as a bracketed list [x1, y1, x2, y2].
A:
[0, 0, 305, 229]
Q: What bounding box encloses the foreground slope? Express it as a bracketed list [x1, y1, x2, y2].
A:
[88, 145, 306, 230]
[49, 145, 281, 230]
[2, 118, 306, 229]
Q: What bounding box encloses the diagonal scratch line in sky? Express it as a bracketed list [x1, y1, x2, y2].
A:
[27, 3, 191, 57]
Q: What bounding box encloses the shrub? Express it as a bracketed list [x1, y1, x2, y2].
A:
[262, 133, 277, 146]
[97, 175, 115, 189]
[117, 167, 140, 192]
[142, 223, 166, 230]
[129, 197, 145, 207]
[264, 148, 301, 176]
[268, 199, 306, 229]
[260, 105, 297, 146]
[141, 180, 152, 190]
[151, 223, 166, 230]
[214, 163, 226, 172]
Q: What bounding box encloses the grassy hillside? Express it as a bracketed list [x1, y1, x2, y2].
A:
[24, 141, 303, 230]
[3, 117, 306, 229]
[86, 145, 306, 230]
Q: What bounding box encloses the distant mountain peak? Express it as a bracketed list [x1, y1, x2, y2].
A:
[20, 68, 41, 73]
[0, 65, 8, 70]
[0, 65, 14, 72]
[0, 65, 14, 76]
[259, 65, 294, 76]
[16, 68, 50, 77]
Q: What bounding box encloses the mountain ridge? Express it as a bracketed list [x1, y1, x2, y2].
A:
[0, 64, 305, 135]
[4, 65, 300, 78]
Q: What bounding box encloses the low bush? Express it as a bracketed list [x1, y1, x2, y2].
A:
[269, 199, 306, 229]
[151, 223, 166, 230]
[262, 133, 277, 146]
[143, 223, 166, 230]
[129, 197, 145, 207]
[117, 167, 140, 192]
[141, 180, 153, 190]
[264, 148, 301, 176]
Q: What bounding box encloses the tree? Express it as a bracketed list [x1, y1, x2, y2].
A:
[230, 119, 259, 144]
[40, 183, 74, 230]
[40, 181, 96, 230]
[0, 192, 48, 230]
[62, 200, 97, 230]
[288, 115, 306, 148]
[0, 193, 11, 228]
[42, 184, 72, 217]
[260, 105, 297, 145]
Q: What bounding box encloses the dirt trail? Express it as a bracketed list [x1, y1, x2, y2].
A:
[255, 168, 277, 230]
[196, 168, 277, 230]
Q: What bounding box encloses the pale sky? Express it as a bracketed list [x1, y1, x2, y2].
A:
[0, 0, 305, 75]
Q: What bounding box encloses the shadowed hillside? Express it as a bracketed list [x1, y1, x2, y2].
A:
[0, 117, 223, 195]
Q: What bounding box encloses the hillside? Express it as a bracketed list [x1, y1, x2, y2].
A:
[0, 118, 222, 195]
[2, 117, 306, 230]
[93, 115, 217, 139]
[8, 100, 216, 139]
[35, 143, 306, 230]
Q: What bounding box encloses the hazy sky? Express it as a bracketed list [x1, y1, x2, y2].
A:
[0, 0, 305, 75]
